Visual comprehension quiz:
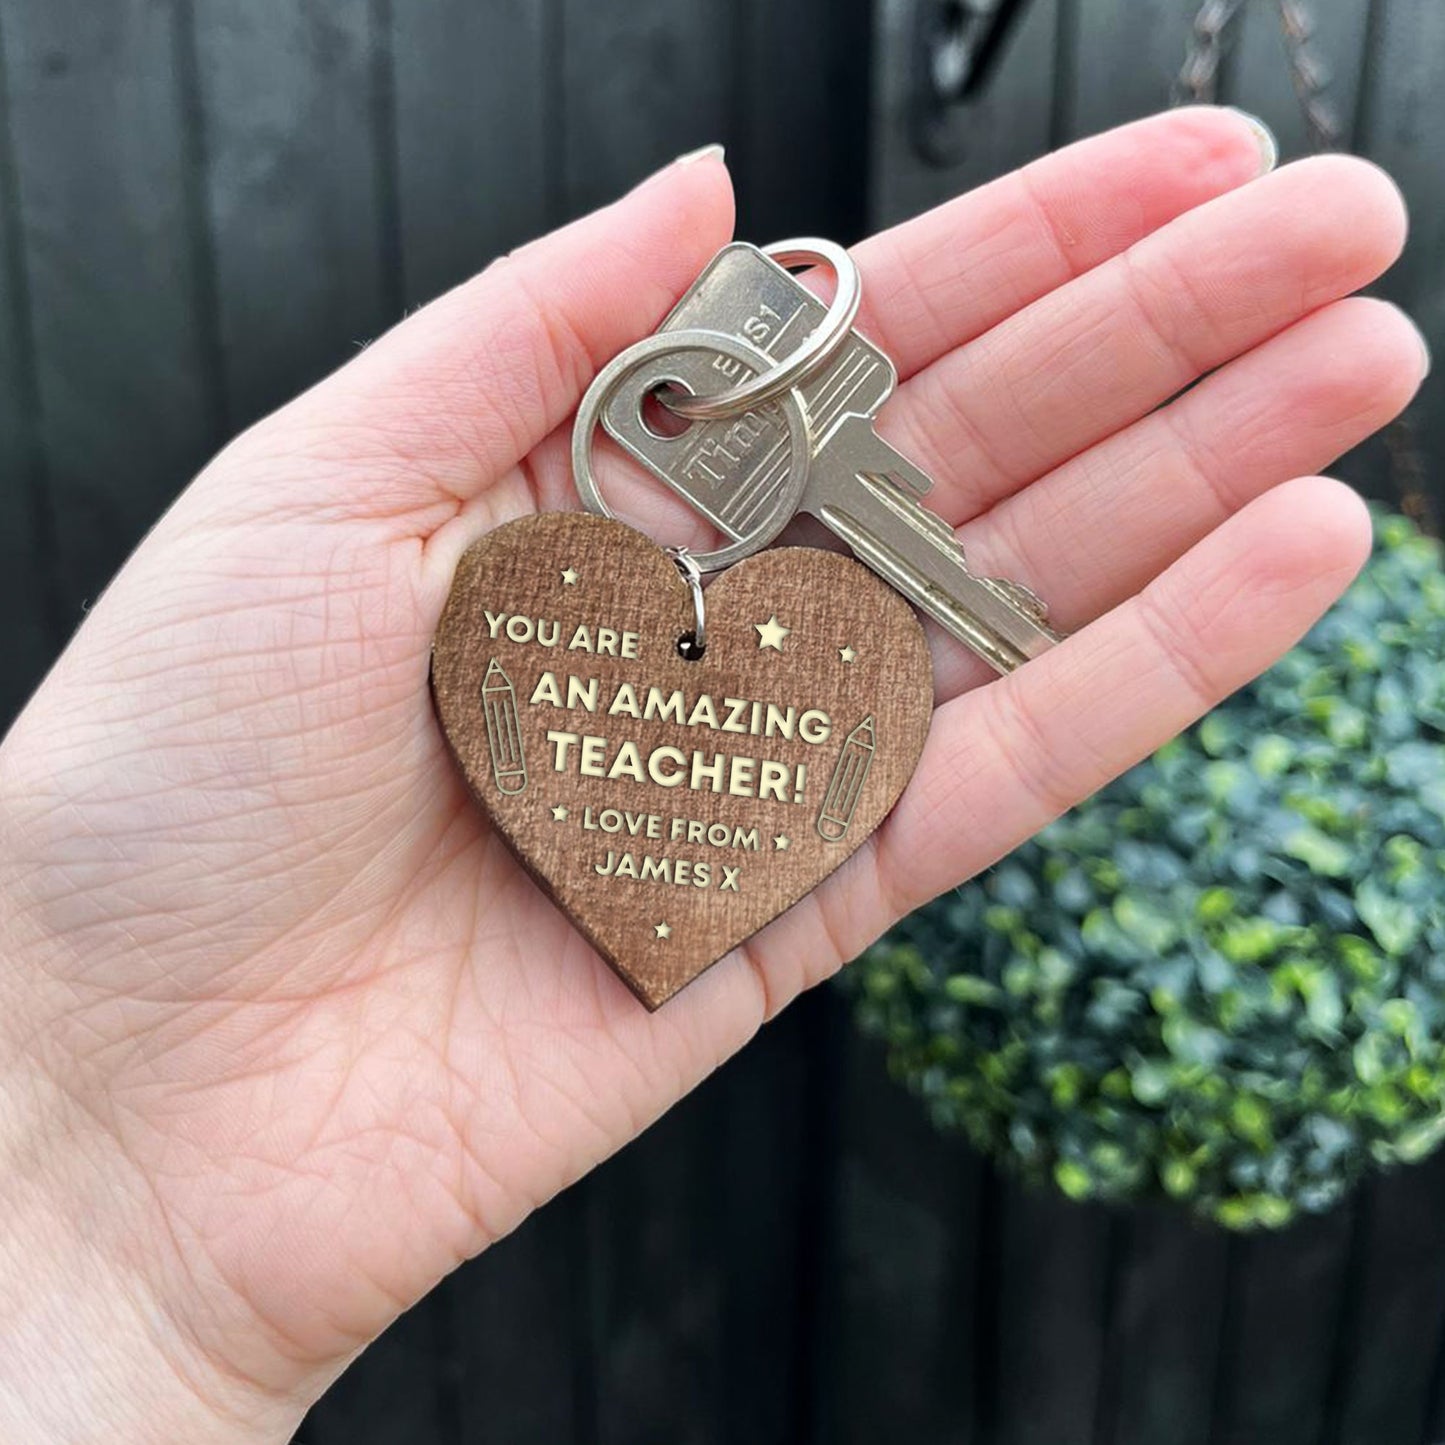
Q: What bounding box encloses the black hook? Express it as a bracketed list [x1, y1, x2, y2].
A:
[909, 0, 1033, 166]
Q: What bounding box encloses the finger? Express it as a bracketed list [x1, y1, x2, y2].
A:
[851, 105, 1274, 379]
[453, 109, 1274, 563]
[884, 155, 1408, 524]
[955, 297, 1425, 649]
[224, 150, 735, 523]
[872, 477, 1371, 923]
[738, 477, 1371, 1016]
[516, 110, 1276, 565]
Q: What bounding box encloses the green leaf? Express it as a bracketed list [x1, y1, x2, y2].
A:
[847, 507, 1445, 1232]
[1054, 1160, 1093, 1201]
[1196, 887, 1236, 924]
[1390, 1114, 1445, 1163]
[1250, 734, 1295, 779]
[943, 974, 1003, 1007]
[1356, 879, 1422, 956]
[1113, 896, 1178, 953]
[1218, 916, 1293, 964]
[1283, 826, 1353, 878]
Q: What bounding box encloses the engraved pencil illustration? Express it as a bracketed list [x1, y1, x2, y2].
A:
[481, 658, 528, 795]
[817, 714, 875, 842]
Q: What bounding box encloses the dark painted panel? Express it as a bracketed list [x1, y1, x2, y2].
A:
[872, 0, 1059, 228]
[559, 0, 732, 215]
[0, 0, 221, 618]
[392, 0, 550, 308]
[0, 7, 56, 726]
[992, 1182, 1114, 1445]
[816, 1034, 987, 1445]
[1210, 1208, 1356, 1445]
[1332, 1159, 1445, 1445]
[1106, 1210, 1231, 1445]
[194, 0, 395, 429]
[305, 1294, 448, 1443]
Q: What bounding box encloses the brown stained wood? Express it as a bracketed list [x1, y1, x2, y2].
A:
[430, 512, 933, 1009]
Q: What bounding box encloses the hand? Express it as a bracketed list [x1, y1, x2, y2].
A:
[0, 109, 1423, 1442]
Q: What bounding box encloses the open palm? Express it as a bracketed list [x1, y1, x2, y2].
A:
[0, 110, 1424, 1440]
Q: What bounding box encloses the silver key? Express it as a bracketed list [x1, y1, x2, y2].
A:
[603, 243, 1062, 674]
[804, 412, 1061, 673]
[602, 243, 897, 544]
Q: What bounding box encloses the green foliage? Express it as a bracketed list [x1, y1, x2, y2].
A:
[853, 512, 1445, 1229]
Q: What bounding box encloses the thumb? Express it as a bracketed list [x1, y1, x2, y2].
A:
[215, 146, 735, 522]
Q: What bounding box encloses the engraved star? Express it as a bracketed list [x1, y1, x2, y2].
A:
[774, 835, 790, 851]
[550, 804, 569, 822]
[755, 614, 790, 651]
[654, 921, 672, 940]
[560, 567, 579, 586]
[839, 645, 857, 663]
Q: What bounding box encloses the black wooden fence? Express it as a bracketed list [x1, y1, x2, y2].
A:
[3, 2, 1445, 1442]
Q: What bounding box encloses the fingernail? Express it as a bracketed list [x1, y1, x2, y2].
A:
[1418, 329, 1432, 378]
[632, 143, 726, 195]
[1227, 107, 1278, 174]
[674, 142, 726, 167]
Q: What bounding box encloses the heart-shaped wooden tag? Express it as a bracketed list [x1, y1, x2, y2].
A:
[430, 512, 934, 1008]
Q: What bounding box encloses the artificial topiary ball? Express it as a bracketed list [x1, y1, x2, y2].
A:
[853, 511, 1445, 1229]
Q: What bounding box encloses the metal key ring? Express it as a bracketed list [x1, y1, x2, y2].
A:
[571, 327, 811, 573]
[657, 238, 861, 422]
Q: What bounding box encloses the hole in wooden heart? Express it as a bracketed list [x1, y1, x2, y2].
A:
[676, 630, 706, 662]
[639, 380, 694, 441]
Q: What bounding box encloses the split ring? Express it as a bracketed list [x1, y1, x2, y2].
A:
[570, 327, 811, 573]
[657, 238, 860, 422]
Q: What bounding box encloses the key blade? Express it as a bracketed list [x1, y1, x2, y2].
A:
[816, 411, 933, 499]
[817, 495, 1062, 672]
[802, 420, 1063, 673]
[600, 245, 896, 535]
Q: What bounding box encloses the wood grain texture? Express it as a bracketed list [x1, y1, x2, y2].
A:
[430, 512, 933, 1008]
[2, 1, 1443, 1437]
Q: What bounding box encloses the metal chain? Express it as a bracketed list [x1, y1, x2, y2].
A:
[1174, 0, 1246, 106]
[1176, 0, 1435, 532]
[1275, 0, 1341, 152]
